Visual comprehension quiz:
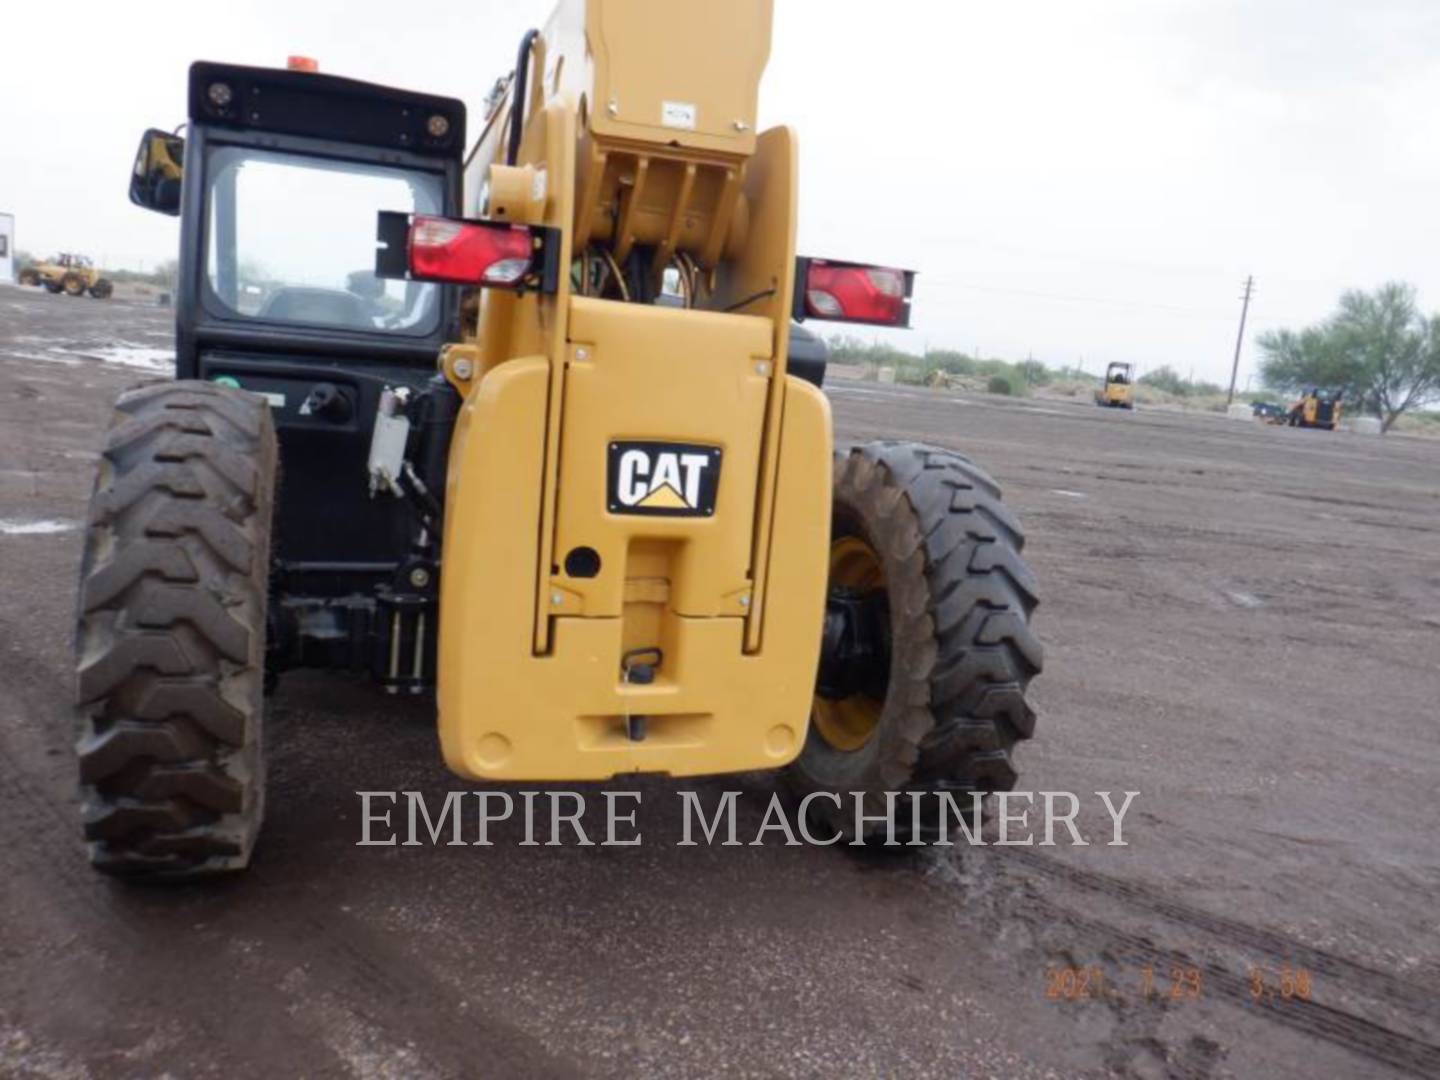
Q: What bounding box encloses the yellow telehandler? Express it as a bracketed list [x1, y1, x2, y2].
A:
[80, 0, 1042, 876]
[1094, 361, 1134, 409]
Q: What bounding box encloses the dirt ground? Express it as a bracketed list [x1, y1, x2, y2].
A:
[1, 282, 1438, 1079]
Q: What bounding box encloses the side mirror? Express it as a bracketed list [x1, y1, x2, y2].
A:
[130, 128, 185, 216]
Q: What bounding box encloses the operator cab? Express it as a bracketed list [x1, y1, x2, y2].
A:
[129, 60, 467, 687]
[1096, 361, 1135, 409]
[130, 60, 465, 373]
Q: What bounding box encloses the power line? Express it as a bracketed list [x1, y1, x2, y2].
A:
[919, 275, 1313, 326]
[921, 277, 1237, 318]
[921, 231, 1243, 280]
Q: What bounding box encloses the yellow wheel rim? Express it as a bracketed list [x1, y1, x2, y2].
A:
[812, 535, 885, 752]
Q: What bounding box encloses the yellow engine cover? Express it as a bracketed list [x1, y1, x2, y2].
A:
[435, 300, 832, 781]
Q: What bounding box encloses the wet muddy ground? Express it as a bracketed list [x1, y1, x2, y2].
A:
[2, 283, 1438, 1077]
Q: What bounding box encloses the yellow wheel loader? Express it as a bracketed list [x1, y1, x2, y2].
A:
[1094, 361, 1134, 409]
[79, 1, 1042, 877]
[19, 252, 113, 298]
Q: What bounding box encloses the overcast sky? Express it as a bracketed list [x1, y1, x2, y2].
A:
[6, 0, 1439, 385]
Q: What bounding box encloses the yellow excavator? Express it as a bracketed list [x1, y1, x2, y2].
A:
[82, 0, 1043, 876]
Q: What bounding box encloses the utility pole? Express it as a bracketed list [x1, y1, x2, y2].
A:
[1226, 275, 1255, 407]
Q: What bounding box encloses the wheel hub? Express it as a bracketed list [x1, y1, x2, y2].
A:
[812, 535, 890, 752]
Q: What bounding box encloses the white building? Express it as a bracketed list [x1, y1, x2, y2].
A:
[0, 213, 14, 283]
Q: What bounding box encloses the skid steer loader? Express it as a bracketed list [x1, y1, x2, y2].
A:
[78, 0, 1042, 878]
[1287, 388, 1342, 430]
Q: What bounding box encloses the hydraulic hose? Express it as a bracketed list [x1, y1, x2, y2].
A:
[507, 29, 541, 166]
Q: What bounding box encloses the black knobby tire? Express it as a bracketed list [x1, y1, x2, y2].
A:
[62, 274, 87, 297]
[75, 381, 277, 878]
[18, 268, 40, 287]
[787, 441, 1042, 841]
[89, 279, 114, 300]
[44, 280, 63, 294]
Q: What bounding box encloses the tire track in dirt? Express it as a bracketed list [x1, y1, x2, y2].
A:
[1008, 849, 1437, 1023]
[0, 684, 342, 1074]
[1006, 852, 1440, 1077]
[215, 887, 581, 1080]
[1022, 895, 1440, 1078]
[0, 670, 575, 1079]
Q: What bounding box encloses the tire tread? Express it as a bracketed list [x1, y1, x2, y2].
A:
[74, 380, 275, 879]
[788, 440, 1043, 840]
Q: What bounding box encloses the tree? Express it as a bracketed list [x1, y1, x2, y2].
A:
[1139, 365, 1220, 397]
[1139, 366, 1184, 395]
[1017, 358, 1050, 386]
[926, 349, 976, 376]
[1258, 283, 1440, 431]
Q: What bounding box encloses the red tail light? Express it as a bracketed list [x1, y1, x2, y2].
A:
[409, 216, 533, 285]
[375, 212, 559, 293]
[795, 258, 914, 327]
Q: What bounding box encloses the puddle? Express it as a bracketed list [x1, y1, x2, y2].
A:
[0, 519, 76, 536]
[1051, 489, 1088, 499]
[75, 345, 174, 371]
